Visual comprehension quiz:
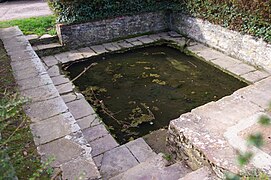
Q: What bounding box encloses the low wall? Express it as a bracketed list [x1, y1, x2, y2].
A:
[170, 12, 271, 69]
[57, 11, 168, 47]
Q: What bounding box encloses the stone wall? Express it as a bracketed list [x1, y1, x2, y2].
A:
[170, 12, 271, 70]
[57, 12, 168, 47]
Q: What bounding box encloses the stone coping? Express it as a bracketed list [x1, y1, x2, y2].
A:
[38, 31, 270, 178]
[2, 26, 270, 179]
[0, 27, 100, 179]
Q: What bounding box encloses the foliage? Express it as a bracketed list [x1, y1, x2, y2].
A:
[48, 0, 270, 42]
[0, 15, 56, 36]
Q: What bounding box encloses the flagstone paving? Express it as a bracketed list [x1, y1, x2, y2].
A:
[1, 26, 271, 179]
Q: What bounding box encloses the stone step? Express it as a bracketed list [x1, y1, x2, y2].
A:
[179, 166, 217, 180]
[93, 137, 157, 179]
[28, 34, 59, 45]
[110, 153, 192, 180]
[167, 77, 271, 178]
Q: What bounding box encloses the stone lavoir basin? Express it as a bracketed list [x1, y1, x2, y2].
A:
[65, 44, 247, 144]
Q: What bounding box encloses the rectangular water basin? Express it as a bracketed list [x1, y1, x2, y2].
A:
[65, 44, 247, 144]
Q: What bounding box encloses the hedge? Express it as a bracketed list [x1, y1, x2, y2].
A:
[49, 0, 270, 42]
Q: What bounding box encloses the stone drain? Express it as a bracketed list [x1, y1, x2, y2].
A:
[1, 26, 270, 179]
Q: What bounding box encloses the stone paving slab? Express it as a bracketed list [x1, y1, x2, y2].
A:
[21, 84, 59, 102]
[30, 112, 79, 145]
[117, 41, 133, 48]
[89, 134, 119, 157]
[77, 114, 100, 130]
[25, 96, 68, 122]
[60, 156, 101, 180]
[0, 26, 101, 179]
[17, 74, 52, 91]
[226, 63, 256, 76]
[137, 36, 155, 44]
[82, 124, 109, 142]
[125, 138, 156, 163]
[66, 98, 95, 120]
[51, 75, 70, 86]
[90, 45, 108, 54]
[38, 137, 84, 167]
[241, 70, 270, 83]
[61, 92, 84, 103]
[35, 43, 62, 51]
[55, 82, 74, 95]
[47, 65, 61, 77]
[103, 43, 121, 51]
[78, 47, 96, 58]
[42, 56, 58, 67]
[179, 166, 217, 180]
[111, 154, 191, 180]
[100, 145, 139, 179]
[10, 57, 42, 71]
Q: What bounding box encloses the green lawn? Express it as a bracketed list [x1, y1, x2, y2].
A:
[0, 15, 56, 36]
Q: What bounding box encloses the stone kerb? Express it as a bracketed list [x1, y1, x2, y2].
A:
[171, 12, 271, 70]
[0, 27, 100, 179]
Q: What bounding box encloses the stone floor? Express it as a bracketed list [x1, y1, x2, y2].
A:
[1, 26, 271, 179]
[0, 0, 52, 21]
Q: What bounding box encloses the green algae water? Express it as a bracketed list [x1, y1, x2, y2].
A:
[66, 45, 247, 144]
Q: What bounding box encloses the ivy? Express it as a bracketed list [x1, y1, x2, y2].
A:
[48, 0, 270, 43]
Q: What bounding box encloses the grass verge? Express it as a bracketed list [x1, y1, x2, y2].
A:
[0, 40, 51, 179]
[0, 15, 56, 36]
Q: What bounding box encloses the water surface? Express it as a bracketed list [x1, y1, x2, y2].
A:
[66, 45, 247, 144]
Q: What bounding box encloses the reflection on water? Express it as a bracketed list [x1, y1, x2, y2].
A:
[66, 45, 247, 144]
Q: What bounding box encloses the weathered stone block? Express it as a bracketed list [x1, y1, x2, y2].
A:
[30, 112, 79, 145]
[89, 134, 119, 157]
[83, 124, 109, 142]
[100, 145, 139, 179]
[125, 138, 156, 163]
[25, 96, 68, 122]
[66, 98, 95, 120]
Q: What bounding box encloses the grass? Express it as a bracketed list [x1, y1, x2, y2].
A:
[0, 40, 51, 179]
[0, 15, 56, 36]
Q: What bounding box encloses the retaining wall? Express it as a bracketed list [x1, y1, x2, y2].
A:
[56, 11, 168, 47]
[170, 12, 271, 69]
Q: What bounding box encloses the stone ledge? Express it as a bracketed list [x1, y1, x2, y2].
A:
[0, 27, 101, 179]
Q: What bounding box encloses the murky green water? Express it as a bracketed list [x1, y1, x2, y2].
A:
[66, 45, 247, 144]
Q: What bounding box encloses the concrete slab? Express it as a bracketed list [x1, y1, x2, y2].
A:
[100, 145, 139, 179]
[137, 36, 155, 44]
